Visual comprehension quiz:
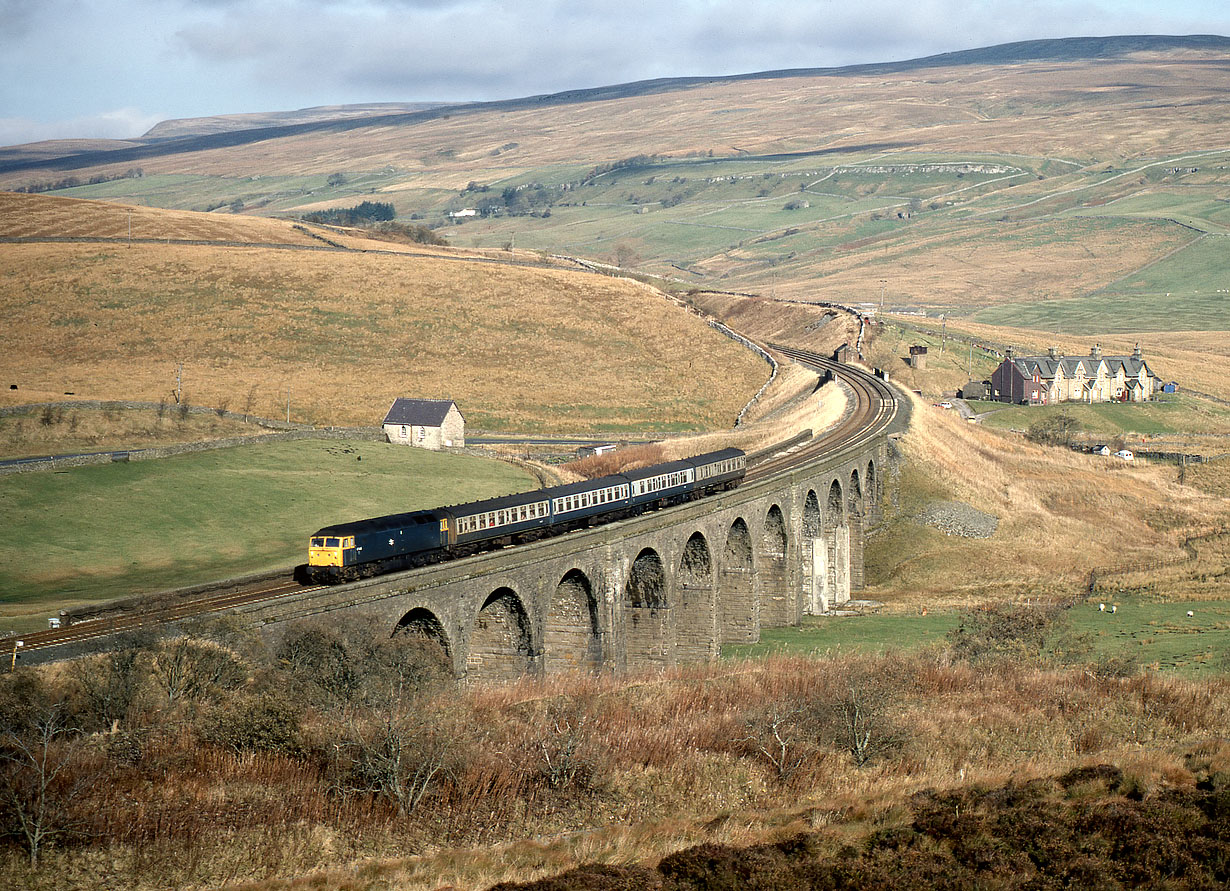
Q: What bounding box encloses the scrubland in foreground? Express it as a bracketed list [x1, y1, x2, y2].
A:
[2, 615, 1229, 891]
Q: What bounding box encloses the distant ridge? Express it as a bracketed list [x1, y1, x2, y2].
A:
[142, 102, 447, 139]
[1, 35, 1226, 176]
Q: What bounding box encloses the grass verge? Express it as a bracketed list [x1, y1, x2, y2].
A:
[0, 439, 535, 629]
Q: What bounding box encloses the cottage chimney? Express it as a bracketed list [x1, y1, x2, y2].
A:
[1005, 347, 1014, 359]
[1090, 343, 1102, 361]
[1048, 346, 1059, 360]
[1133, 342, 1142, 360]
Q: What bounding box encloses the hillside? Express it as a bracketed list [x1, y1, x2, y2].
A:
[2, 37, 1227, 374]
[0, 192, 770, 432]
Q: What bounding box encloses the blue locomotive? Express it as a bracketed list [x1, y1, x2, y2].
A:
[306, 448, 745, 584]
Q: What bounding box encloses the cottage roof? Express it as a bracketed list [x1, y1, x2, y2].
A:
[382, 398, 459, 427]
[1010, 353, 1151, 383]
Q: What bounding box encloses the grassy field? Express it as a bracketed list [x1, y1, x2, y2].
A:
[974, 395, 1230, 437]
[0, 439, 535, 630]
[722, 596, 1230, 677]
[723, 612, 959, 660]
[1068, 594, 1230, 674]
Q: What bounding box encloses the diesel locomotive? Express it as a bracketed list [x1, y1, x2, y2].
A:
[306, 448, 746, 584]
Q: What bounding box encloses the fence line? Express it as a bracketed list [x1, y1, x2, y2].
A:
[1, 402, 384, 475]
[1088, 525, 1230, 592]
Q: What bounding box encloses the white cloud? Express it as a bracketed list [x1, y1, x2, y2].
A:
[0, 0, 1227, 146]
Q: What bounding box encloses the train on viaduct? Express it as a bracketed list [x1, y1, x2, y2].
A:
[9, 353, 903, 680]
[236, 358, 900, 682]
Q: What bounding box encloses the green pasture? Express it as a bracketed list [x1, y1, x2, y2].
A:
[0, 439, 535, 630]
[722, 596, 1230, 677]
[972, 236, 1230, 333]
[1073, 190, 1230, 232]
[975, 396, 1230, 436]
[1067, 594, 1230, 675]
[57, 170, 418, 216]
[723, 612, 959, 660]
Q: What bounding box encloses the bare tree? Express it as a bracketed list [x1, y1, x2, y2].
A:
[739, 704, 812, 783]
[68, 646, 145, 730]
[334, 690, 456, 816]
[834, 685, 885, 767]
[151, 635, 245, 705]
[822, 666, 908, 768]
[535, 703, 604, 793]
[0, 704, 94, 865]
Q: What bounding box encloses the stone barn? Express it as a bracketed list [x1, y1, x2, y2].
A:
[383, 398, 465, 450]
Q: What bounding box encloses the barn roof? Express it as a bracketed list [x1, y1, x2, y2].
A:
[382, 398, 460, 427]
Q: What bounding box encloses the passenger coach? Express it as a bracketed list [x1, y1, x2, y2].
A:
[306, 448, 746, 584]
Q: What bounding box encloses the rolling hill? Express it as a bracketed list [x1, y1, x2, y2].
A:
[3, 36, 1226, 339]
[0, 192, 772, 431]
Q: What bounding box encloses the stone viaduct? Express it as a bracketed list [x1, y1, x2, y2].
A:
[238, 410, 896, 683]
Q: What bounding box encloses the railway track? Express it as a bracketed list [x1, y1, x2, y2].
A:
[6, 346, 900, 666]
[748, 346, 899, 482]
[7, 575, 325, 665]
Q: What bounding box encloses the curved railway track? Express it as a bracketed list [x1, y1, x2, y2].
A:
[748, 346, 899, 482]
[6, 346, 900, 665]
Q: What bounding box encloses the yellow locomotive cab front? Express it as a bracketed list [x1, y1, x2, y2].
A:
[309, 535, 354, 568]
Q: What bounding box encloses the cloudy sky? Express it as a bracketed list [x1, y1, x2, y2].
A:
[2, 0, 1227, 147]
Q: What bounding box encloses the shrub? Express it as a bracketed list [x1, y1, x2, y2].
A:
[1027, 412, 1082, 447]
[562, 443, 667, 479]
[946, 602, 1065, 664]
[197, 693, 302, 755]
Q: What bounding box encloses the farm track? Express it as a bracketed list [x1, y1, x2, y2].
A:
[4, 348, 900, 665]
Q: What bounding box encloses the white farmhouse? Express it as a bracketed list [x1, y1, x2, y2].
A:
[382, 398, 465, 450]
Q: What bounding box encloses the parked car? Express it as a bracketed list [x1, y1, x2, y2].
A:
[1114, 449, 1134, 461]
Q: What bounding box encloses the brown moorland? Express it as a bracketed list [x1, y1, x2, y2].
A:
[2, 639, 1228, 890]
[6, 50, 1225, 187]
[0, 194, 769, 432]
[4, 44, 1228, 315]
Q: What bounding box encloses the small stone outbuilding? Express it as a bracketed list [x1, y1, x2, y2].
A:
[958, 380, 988, 400]
[383, 398, 465, 450]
